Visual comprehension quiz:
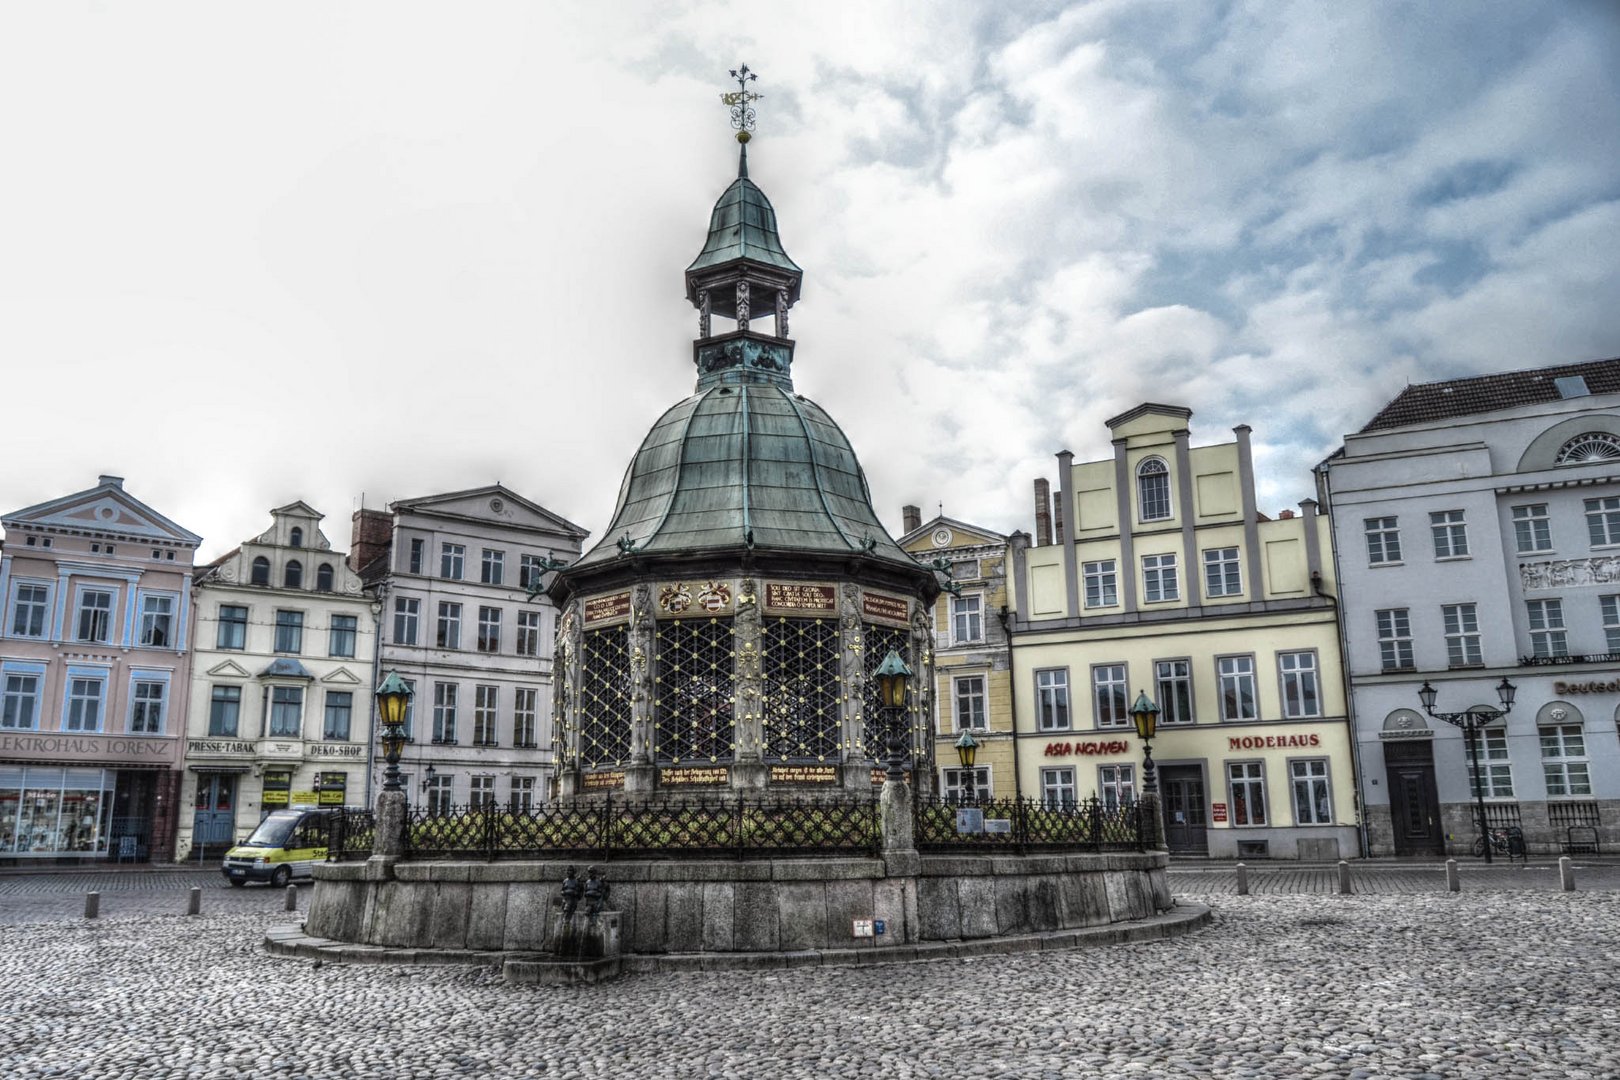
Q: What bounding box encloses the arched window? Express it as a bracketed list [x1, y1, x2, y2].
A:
[315, 563, 334, 592]
[1555, 433, 1620, 466]
[250, 556, 271, 586]
[1137, 457, 1171, 521]
[284, 560, 303, 589]
[289, 526, 304, 548]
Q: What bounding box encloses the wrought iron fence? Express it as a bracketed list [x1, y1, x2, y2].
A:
[914, 795, 1144, 852]
[325, 808, 378, 861]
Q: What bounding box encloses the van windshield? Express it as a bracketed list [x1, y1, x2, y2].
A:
[243, 813, 301, 848]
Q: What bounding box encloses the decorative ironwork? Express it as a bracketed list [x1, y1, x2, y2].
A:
[860, 622, 911, 761]
[760, 616, 842, 763]
[913, 795, 1144, 853]
[736, 280, 750, 331]
[579, 626, 632, 768]
[1547, 801, 1601, 828]
[324, 807, 378, 861]
[654, 616, 737, 764]
[721, 64, 761, 141]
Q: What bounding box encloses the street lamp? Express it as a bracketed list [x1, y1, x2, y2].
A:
[873, 649, 913, 782]
[1129, 690, 1160, 799]
[420, 763, 438, 793]
[375, 672, 413, 794]
[1417, 677, 1516, 864]
[954, 729, 980, 803]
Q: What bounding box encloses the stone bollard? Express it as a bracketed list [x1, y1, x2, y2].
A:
[1560, 856, 1576, 892]
[285, 884, 299, 912]
[84, 891, 100, 919]
[1337, 860, 1352, 895]
[1235, 862, 1249, 896]
[1446, 858, 1460, 892]
[186, 886, 202, 916]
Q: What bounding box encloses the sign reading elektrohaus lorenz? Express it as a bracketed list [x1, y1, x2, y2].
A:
[1, 732, 178, 761]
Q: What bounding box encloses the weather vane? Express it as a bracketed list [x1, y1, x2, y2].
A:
[721, 64, 762, 143]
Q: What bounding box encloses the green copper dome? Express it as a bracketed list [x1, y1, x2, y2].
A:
[685, 146, 802, 309]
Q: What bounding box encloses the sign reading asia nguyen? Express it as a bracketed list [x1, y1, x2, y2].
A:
[764, 583, 836, 614]
[1, 733, 177, 763]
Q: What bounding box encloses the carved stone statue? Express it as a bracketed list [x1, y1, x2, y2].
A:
[560, 866, 581, 919]
[583, 866, 610, 916]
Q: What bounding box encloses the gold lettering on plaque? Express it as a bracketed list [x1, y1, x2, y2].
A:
[764, 583, 836, 612]
[769, 764, 839, 784]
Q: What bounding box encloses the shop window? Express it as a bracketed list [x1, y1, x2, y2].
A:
[1227, 762, 1267, 826]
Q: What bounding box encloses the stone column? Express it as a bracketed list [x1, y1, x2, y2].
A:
[731, 579, 767, 790]
[775, 290, 788, 338]
[735, 281, 751, 332]
[880, 779, 920, 879]
[555, 605, 582, 798]
[625, 585, 657, 793]
[366, 788, 407, 879]
[839, 585, 871, 791]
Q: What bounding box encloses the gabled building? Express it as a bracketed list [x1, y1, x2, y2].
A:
[1318, 356, 1620, 856]
[1011, 405, 1357, 859]
[0, 476, 201, 862]
[899, 508, 1020, 801]
[351, 486, 586, 809]
[181, 503, 378, 858]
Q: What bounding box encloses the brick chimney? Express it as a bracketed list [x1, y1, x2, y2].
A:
[1033, 479, 1052, 547]
[1053, 501, 1065, 544]
[349, 508, 393, 574]
[902, 504, 921, 534]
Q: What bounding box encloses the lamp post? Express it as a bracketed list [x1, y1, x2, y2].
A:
[375, 672, 413, 794]
[1417, 677, 1516, 864]
[873, 649, 913, 783]
[1130, 690, 1162, 849]
[954, 729, 980, 803]
[420, 763, 438, 796]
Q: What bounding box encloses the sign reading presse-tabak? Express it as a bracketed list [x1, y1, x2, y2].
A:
[763, 582, 836, 614]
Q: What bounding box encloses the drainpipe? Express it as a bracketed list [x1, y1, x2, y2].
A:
[998, 604, 1026, 808]
[1311, 466, 1369, 858]
[363, 582, 386, 807]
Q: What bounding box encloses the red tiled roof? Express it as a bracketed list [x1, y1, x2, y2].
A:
[1361, 357, 1620, 432]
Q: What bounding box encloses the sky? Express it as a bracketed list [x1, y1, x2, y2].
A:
[2, 1, 1617, 560]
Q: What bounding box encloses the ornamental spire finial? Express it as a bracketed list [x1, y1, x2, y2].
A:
[721, 64, 762, 146]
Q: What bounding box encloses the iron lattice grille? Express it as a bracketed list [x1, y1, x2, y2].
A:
[913, 795, 1144, 852]
[654, 616, 737, 764]
[578, 626, 632, 768]
[861, 622, 912, 762]
[760, 616, 842, 763]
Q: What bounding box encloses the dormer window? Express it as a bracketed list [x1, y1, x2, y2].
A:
[316, 564, 334, 592]
[251, 556, 271, 586]
[1555, 432, 1620, 466]
[1137, 457, 1171, 522]
[284, 560, 303, 589]
[289, 526, 304, 548]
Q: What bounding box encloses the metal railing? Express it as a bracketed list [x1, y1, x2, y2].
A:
[914, 795, 1145, 852]
[324, 808, 377, 861]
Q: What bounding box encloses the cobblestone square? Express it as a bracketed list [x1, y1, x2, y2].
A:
[2, 869, 1619, 1079]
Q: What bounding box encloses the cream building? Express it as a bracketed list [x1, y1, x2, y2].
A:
[1010, 404, 1358, 859]
[179, 503, 377, 858]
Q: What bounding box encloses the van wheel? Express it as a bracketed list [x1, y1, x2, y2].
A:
[270, 865, 291, 889]
[228, 878, 247, 888]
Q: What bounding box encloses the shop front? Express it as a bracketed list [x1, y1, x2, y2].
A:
[0, 731, 182, 862]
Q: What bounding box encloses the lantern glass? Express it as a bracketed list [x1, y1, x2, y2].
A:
[872, 650, 913, 709]
[1495, 678, 1517, 710]
[1417, 680, 1438, 713]
[954, 729, 979, 769]
[376, 671, 413, 727]
[1129, 690, 1159, 742]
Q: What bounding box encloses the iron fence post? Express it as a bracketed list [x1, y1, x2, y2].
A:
[1090, 797, 1102, 854]
[737, 796, 746, 859]
[484, 802, 496, 861]
[601, 792, 612, 862]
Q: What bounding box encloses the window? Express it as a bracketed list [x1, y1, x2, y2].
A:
[251, 556, 271, 586]
[76, 589, 114, 643]
[950, 594, 983, 643]
[268, 687, 303, 737]
[516, 610, 542, 657]
[1137, 457, 1171, 521]
[1035, 669, 1070, 731]
[1364, 517, 1402, 565]
[513, 687, 538, 747]
[1041, 767, 1077, 809]
[470, 775, 496, 809]
[274, 610, 304, 653]
[1277, 652, 1320, 718]
[1228, 762, 1267, 825]
[1526, 599, 1567, 658]
[208, 686, 241, 737]
[1155, 660, 1193, 724]
[216, 605, 248, 649]
[437, 602, 462, 649]
[393, 597, 420, 646]
[2, 674, 41, 730]
[1203, 547, 1241, 597]
[1603, 595, 1620, 654]
[329, 614, 357, 658]
[481, 549, 505, 585]
[1585, 496, 1620, 547]
[1512, 504, 1552, 554]
[1083, 560, 1118, 608]
[511, 776, 536, 812]
[943, 766, 991, 802]
[425, 774, 453, 815]
[284, 560, 303, 589]
[137, 595, 173, 647]
[477, 606, 502, 653]
[289, 526, 304, 548]
[1540, 725, 1591, 797]
[1099, 764, 1135, 811]
[1442, 603, 1482, 666]
[1290, 760, 1332, 824]
[432, 683, 458, 743]
[1467, 726, 1513, 798]
[474, 684, 499, 745]
[1557, 432, 1620, 465]
[323, 691, 353, 740]
[65, 677, 105, 732]
[1141, 553, 1178, 602]
[952, 675, 987, 731]
[1376, 608, 1414, 671]
[1092, 664, 1129, 727]
[519, 554, 548, 591]
[129, 680, 166, 734]
[1217, 656, 1257, 721]
[408, 538, 425, 575]
[440, 543, 465, 580]
[1430, 510, 1469, 559]
[315, 564, 334, 592]
[9, 584, 49, 638]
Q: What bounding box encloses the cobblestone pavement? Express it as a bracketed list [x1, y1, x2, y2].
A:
[0, 868, 297, 924]
[1169, 859, 1620, 894]
[4, 891, 1619, 1079]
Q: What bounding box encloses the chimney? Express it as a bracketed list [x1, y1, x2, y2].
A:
[902, 504, 921, 534]
[98, 475, 124, 489]
[349, 508, 393, 574]
[1279, 509, 1295, 520]
[1053, 501, 1065, 544]
[1033, 479, 1052, 547]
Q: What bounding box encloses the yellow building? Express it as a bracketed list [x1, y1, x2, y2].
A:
[899, 510, 1019, 801]
[1012, 404, 1358, 859]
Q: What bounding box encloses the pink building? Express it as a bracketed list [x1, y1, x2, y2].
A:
[0, 476, 201, 863]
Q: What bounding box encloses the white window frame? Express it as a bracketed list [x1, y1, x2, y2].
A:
[1586, 496, 1620, 548]
[267, 686, 303, 738]
[950, 593, 984, 644]
[63, 669, 108, 732]
[408, 538, 425, 575]
[1376, 608, 1414, 671]
[1082, 560, 1117, 608]
[1099, 764, 1135, 811]
[393, 597, 420, 646]
[1154, 659, 1193, 724]
[425, 774, 454, 815]
[1217, 655, 1258, 721]
[1442, 603, 1483, 667]
[1602, 595, 1620, 655]
[1091, 663, 1129, 728]
[1540, 725, 1591, 797]
[1467, 724, 1513, 798]
[513, 687, 538, 747]
[8, 581, 51, 639]
[1511, 504, 1552, 554]
[473, 684, 499, 746]
[510, 775, 536, 811]
[1035, 669, 1070, 732]
[477, 606, 502, 653]
[1227, 761, 1267, 826]
[516, 610, 542, 657]
[1430, 509, 1470, 559]
[75, 586, 116, 644]
[952, 673, 987, 732]
[137, 593, 175, 648]
[1040, 766, 1077, 809]
[1136, 457, 1171, 522]
[480, 548, 505, 585]
[432, 682, 458, 744]
[323, 691, 353, 741]
[1141, 553, 1179, 603]
[942, 766, 992, 803]
[1, 664, 45, 730]
[1364, 516, 1402, 565]
[437, 602, 462, 650]
[469, 774, 497, 809]
[128, 674, 168, 735]
[1277, 651, 1321, 719]
[216, 604, 248, 650]
[273, 609, 304, 654]
[1526, 599, 1568, 658]
[1289, 759, 1332, 825]
[440, 543, 466, 580]
[1202, 547, 1241, 597]
[208, 684, 242, 737]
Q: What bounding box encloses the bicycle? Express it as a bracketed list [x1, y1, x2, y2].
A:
[1471, 825, 1524, 860]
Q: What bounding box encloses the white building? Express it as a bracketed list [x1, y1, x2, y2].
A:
[1319, 357, 1620, 856]
[180, 503, 377, 858]
[350, 486, 586, 810]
